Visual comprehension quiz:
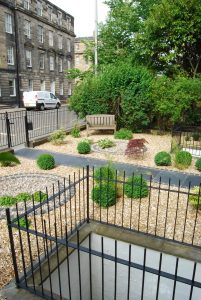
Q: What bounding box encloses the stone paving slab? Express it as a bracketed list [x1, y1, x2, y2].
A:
[15, 148, 201, 188]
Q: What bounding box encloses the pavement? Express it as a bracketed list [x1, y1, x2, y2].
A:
[15, 148, 201, 188]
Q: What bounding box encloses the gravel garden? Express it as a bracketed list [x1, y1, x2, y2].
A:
[0, 127, 201, 289]
[37, 127, 201, 174]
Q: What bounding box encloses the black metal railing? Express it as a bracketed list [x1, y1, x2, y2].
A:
[6, 166, 201, 299]
[0, 106, 84, 149]
[171, 126, 201, 154]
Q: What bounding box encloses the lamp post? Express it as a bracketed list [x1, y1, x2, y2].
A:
[94, 0, 98, 74]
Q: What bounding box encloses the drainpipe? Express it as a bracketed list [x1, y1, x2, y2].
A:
[13, 8, 21, 108]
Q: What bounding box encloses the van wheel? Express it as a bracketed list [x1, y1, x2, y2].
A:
[56, 103, 60, 109]
[40, 104, 45, 111]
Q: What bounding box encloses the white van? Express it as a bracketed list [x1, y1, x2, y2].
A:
[23, 91, 61, 110]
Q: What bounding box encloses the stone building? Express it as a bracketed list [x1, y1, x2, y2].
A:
[74, 37, 93, 72]
[0, 0, 75, 107]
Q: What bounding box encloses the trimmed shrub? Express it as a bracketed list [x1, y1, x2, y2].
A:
[195, 158, 201, 172]
[37, 154, 55, 170]
[175, 151, 192, 169]
[114, 128, 133, 140]
[0, 195, 17, 207]
[15, 217, 31, 228]
[125, 176, 149, 199]
[189, 187, 201, 209]
[33, 191, 47, 202]
[94, 165, 115, 184]
[192, 132, 201, 141]
[97, 139, 115, 149]
[77, 140, 91, 154]
[49, 128, 66, 145]
[0, 152, 20, 167]
[154, 151, 171, 166]
[71, 125, 81, 138]
[91, 184, 116, 207]
[16, 192, 32, 202]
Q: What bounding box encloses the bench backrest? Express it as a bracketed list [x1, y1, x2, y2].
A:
[86, 114, 115, 126]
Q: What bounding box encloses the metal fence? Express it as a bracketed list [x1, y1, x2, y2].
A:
[0, 106, 84, 149]
[171, 126, 201, 155]
[6, 166, 201, 299]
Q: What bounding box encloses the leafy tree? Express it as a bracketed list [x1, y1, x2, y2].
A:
[69, 61, 154, 130]
[151, 75, 201, 129]
[136, 0, 201, 77]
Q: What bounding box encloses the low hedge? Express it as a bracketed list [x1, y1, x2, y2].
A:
[114, 128, 133, 140]
[77, 141, 91, 154]
[94, 165, 115, 184]
[195, 158, 201, 172]
[154, 151, 171, 166]
[175, 151, 192, 169]
[125, 176, 149, 199]
[91, 184, 116, 207]
[37, 154, 55, 170]
[189, 187, 201, 209]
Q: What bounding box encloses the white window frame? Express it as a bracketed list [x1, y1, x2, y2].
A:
[67, 59, 71, 69]
[28, 79, 33, 92]
[66, 17, 71, 31]
[37, 1, 43, 17]
[60, 83, 64, 95]
[58, 11, 62, 26]
[58, 58, 63, 72]
[9, 79, 16, 96]
[40, 80, 46, 91]
[67, 39, 71, 52]
[26, 50, 32, 67]
[23, 0, 30, 10]
[24, 20, 31, 38]
[7, 46, 14, 65]
[68, 83, 72, 96]
[49, 56, 54, 71]
[5, 13, 12, 34]
[39, 53, 45, 69]
[58, 35, 63, 50]
[49, 31, 54, 47]
[38, 25, 44, 43]
[50, 81, 55, 94]
[48, 6, 53, 21]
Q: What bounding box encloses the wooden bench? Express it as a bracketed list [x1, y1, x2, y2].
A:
[86, 114, 116, 136]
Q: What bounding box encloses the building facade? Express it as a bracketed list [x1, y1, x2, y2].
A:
[0, 0, 75, 107]
[74, 37, 93, 72]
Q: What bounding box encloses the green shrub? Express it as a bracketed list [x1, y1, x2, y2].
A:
[77, 140, 91, 154]
[175, 151, 192, 169]
[125, 176, 149, 199]
[94, 165, 115, 184]
[192, 132, 201, 141]
[15, 217, 31, 228]
[195, 158, 201, 172]
[0, 195, 17, 207]
[33, 191, 47, 202]
[49, 128, 66, 145]
[154, 151, 171, 166]
[91, 184, 116, 207]
[16, 192, 32, 202]
[37, 154, 55, 170]
[71, 125, 81, 138]
[97, 139, 115, 149]
[189, 187, 201, 208]
[0, 152, 20, 167]
[114, 128, 133, 140]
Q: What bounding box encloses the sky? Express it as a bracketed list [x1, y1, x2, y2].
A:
[49, 0, 109, 37]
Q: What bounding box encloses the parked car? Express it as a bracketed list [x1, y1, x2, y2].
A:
[23, 91, 61, 110]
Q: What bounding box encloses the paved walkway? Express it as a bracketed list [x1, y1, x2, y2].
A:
[15, 148, 201, 188]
